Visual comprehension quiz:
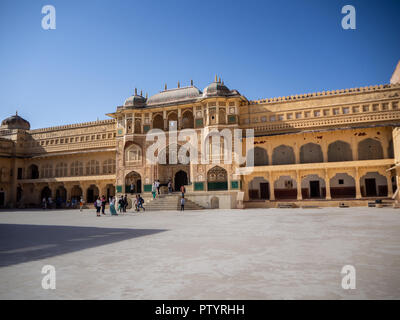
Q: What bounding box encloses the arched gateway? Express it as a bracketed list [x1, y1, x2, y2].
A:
[125, 171, 142, 193]
[174, 170, 188, 191]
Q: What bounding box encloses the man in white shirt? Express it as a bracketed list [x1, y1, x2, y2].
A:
[155, 180, 160, 195]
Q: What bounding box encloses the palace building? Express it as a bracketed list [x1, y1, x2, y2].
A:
[1, 62, 400, 209]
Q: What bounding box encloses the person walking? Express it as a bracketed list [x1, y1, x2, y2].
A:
[101, 195, 106, 215]
[180, 185, 186, 198]
[95, 197, 102, 217]
[134, 195, 139, 212]
[180, 196, 185, 211]
[152, 182, 157, 199]
[42, 197, 47, 210]
[137, 194, 145, 212]
[118, 196, 124, 213]
[110, 196, 118, 215]
[123, 194, 128, 213]
[156, 179, 160, 195]
[79, 197, 84, 212]
[168, 180, 172, 194]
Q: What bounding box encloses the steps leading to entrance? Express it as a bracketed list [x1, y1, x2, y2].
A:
[143, 194, 205, 211]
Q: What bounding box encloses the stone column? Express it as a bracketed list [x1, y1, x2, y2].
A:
[296, 171, 302, 200]
[163, 110, 167, 130]
[64, 183, 72, 201]
[294, 144, 300, 164]
[149, 112, 152, 130]
[396, 172, 400, 202]
[242, 178, 249, 201]
[177, 108, 181, 130]
[80, 182, 89, 202]
[99, 182, 107, 198]
[267, 143, 272, 166]
[386, 172, 394, 198]
[325, 170, 331, 200]
[322, 140, 328, 162]
[355, 167, 362, 199]
[351, 135, 358, 161]
[269, 176, 275, 201]
[227, 168, 231, 190]
[48, 183, 56, 198]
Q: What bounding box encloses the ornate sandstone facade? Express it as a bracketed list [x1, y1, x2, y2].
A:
[1, 64, 400, 209]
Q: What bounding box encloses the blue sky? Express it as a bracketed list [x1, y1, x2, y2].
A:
[0, 0, 399, 129]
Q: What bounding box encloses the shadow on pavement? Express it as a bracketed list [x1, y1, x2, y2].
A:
[0, 224, 167, 267]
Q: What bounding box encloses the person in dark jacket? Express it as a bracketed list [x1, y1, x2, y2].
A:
[101, 195, 106, 215]
[123, 194, 128, 212]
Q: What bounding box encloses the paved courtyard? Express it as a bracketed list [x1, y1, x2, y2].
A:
[0, 207, 399, 299]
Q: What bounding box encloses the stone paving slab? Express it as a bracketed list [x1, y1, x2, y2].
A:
[0, 207, 399, 299]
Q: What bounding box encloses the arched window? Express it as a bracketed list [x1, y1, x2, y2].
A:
[272, 145, 295, 165]
[219, 108, 226, 124]
[358, 138, 383, 160]
[103, 159, 116, 174]
[207, 166, 228, 191]
[125, 144, 142, 164]
[153, 114, 164, 130]
[300, 143, 323, 163]
[328, 141, 353, 162]
[70, 161, 83, 176]
[181, 110, 194, 129]
[55, 162, 68, 177]
[247, 147, 269, 166]
[168, 112, 178, 130]
[86, 160, 100, 175]
[41, 164, 53, 178]
[134, 119, 141, 134]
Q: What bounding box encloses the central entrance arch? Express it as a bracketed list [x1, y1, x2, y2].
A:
[125, 171, 142, 193]
[174, 170, 188, 191]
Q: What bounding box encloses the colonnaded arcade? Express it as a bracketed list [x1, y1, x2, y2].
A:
[1, 62, 400, 209]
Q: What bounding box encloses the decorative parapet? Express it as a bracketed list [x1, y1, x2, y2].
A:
[240, 109, 400, 133]
[28, 119, 116, 134]
[18, 174, 116, 184]
[249, 83, 400, 105]
[28, 140, 117, 155]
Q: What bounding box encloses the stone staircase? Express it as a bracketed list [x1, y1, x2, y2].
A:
[144, 194, 204, 211]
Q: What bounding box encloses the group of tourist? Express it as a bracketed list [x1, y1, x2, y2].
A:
[41, 197, 54, 209]
[90, 194, 146, 216]
[42, 180, 188, 215]
[133, 194, 145, 212]
[94, 195, 108, 217]
[117, 195, 128, 213]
